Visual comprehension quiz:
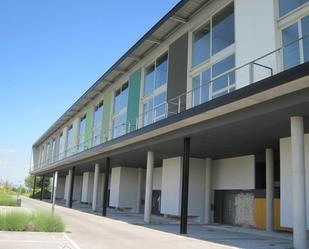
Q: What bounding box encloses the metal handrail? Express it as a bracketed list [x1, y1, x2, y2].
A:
[32, 35, 308, 170]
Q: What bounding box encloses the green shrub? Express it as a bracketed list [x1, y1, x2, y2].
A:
[32, 212, 65, 232]
[0, 193, 17, 206]
[0, 211, 64, 232]
[0, 212, 30, 231]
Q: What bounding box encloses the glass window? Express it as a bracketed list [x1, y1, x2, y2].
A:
[282, 23, 300, 69]
[192, 69, 210, 107]
[113, 113, 127, 138]
[143, 99, 153, 126]
[45, 143, 51, 164]
[154, 92, 166, 121]
[92, 102, 104, 146]
[155, 54, 168, 88]
[78, 115, 86, 152]
[212, 3, 235, 55]
[212, 55, 235, 97]
[192, 23, 210, 67]
[191, 3, 234, 68]
[114, 82, 129, 114]
[192, 55, 235, 106]
[144, 65, 155, 96]
[279, 0, 308, 17]
[302, 15, 309, 62]
[51, 139, 56, 162]
[144, 53, 168, 96]
[58, 133, 64, 159]
[40, 146, 45, 164]
[66, 125, 73, 156]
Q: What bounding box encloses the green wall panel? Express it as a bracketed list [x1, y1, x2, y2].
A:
[127, 69, 141, 132]
[84, 106, 94, 149]
[102, 91, 113, 142]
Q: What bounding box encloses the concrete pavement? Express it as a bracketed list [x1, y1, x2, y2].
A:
[19, 197, 294, 249]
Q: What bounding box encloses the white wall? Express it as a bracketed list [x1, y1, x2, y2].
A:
[73, 176, 82, 202]
[110, 167, 121, 208]
[212, 155, 255, 190]
[161, 157, 205, 217]
[56, 177, 66, 199]
[280, 134, 309, 228]
[110, 167, 140, 212]
[81, 172, 94, 203]
[153, 167, 162, 190]
[235, 0, 277, 89]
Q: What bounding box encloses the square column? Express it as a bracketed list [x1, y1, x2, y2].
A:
[204, 158, 212, 224]
[266, 148, 274, 232]
[144, 151, 154, 223]
[136, 168, 144, 213]
[102, 158, 110, 217]
[291, 116, 307, 249]
[66, 167, 75, 208]
[92, 163, 100, 211]
[180, 137, 190, 234]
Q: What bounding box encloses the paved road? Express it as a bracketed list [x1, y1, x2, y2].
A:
[0, 231, 77, 249]
[20, 197, 293, 249]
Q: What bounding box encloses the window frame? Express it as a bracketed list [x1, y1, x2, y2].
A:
[278, 6, 309, 70]
[189, 1, 235, 72]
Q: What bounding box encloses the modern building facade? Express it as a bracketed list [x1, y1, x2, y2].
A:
[31, 0, 309, 248]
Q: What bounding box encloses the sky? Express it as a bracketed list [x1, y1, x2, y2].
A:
[0, 0, 180, 186]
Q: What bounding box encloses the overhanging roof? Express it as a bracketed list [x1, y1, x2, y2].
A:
[33, 0, 212, 147]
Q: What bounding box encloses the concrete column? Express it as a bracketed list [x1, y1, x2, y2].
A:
[66, 169, 73, 207]
[266, 148, 274, 232]
[51, 171, 58, 216]
[136, 168, 143, 213]
[144, 151, 154, 223]
[50, 176, 54, 203]
[204, 158, 212, 224]
[92, 163, 100, 211]
[291, 116, 307, 249]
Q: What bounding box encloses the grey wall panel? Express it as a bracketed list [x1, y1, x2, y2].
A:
[167, 33, 188, 115]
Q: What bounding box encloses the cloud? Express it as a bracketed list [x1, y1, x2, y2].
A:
[0, 149, 16, 153]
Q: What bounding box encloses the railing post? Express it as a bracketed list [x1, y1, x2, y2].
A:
[178, 96, 181, 113]
[249, 62, 254, 84]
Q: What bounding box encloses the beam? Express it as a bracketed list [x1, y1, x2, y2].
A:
[102, 158, 110, 216]
[170, 15, 187, 23]
[180, 137, 190, 234]
[145, 38, 161, 44]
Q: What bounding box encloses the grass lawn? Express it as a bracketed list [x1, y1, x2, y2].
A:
[0, 192, 17, 206]
[0, 211, 65, 232]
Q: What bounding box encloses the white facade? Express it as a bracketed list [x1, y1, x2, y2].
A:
[81, 172, 94, 203]
[212, 155, 255, 190]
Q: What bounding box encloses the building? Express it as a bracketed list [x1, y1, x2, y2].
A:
[30, 0, 309, 248]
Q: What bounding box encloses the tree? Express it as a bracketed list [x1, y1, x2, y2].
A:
[24, 175, 51, 193]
